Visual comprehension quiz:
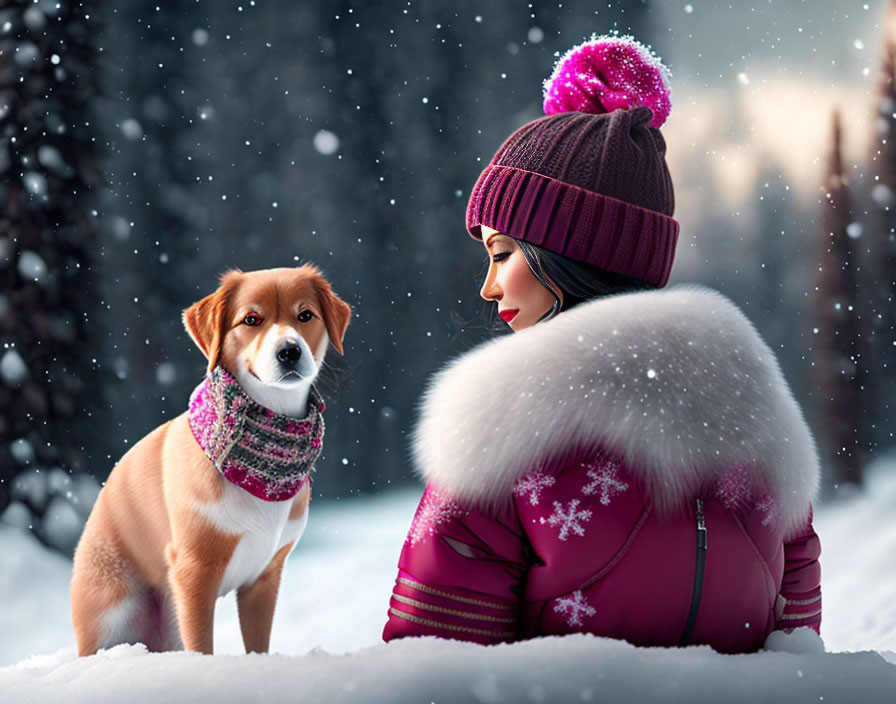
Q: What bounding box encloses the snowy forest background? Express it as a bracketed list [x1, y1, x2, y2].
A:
[1, 0, 895, 557]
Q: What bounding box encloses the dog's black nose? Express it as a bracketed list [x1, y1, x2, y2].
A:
[277, 344, 302, 366]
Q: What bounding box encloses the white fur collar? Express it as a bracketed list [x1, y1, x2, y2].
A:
[413, 286, 819, 538]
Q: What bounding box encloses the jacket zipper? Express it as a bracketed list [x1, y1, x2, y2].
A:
[679, 497, 707, 646]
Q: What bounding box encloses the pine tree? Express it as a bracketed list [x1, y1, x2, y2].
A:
[0, 0, 104, 552]
[813, 111, 873, 486]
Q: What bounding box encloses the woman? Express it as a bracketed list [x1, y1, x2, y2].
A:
[382, 35, 821, 653]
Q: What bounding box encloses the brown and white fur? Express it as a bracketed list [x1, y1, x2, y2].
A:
[70, 265, 351, 656]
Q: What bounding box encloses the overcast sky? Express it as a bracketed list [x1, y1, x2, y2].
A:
[644, 0, 891, 209]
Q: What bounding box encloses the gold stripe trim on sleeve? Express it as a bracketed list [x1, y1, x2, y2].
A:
[397, 577, 513, 611]
[783, 595, 821, 606]
[392, 594, 516, 624]
[780, 607, 822, 620]
[389, 607, 515, 638]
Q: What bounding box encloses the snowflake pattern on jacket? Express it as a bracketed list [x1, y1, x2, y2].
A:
[714, 465, 752, 510]
[580, 456, 629, 505]
[755, 493, 779, 527]
[713, 465, 780, 526]
[513, 470, 556, 506]
[406, 486, 466, 546]
[539, 498, 592, 540]
[554, 590, 597, 627]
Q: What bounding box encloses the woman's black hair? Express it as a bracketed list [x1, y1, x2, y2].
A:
[516, 240, 654, 322]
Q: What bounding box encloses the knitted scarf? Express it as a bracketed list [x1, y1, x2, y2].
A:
[187, 366, 325, 502]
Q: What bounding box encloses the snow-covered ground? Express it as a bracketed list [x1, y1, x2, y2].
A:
[1, 464, 895, 703]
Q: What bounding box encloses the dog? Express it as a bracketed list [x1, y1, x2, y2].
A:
[71, 265, 351, 655]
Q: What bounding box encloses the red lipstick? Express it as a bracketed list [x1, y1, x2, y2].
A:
[499, 309, 519, 324]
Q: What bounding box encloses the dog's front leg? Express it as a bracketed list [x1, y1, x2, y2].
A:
[166, 534, 239, 654]
[236, 541, 295, 653]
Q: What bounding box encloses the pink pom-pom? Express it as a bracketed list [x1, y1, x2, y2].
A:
[543, 34, 672, 128]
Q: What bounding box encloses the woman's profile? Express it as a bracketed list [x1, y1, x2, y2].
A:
[382, 34, 821, 653]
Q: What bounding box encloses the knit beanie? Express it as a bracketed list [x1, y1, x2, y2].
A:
[466, 35, 679, 288]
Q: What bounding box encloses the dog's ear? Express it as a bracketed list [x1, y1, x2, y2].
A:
[311, 273, 351, 356]
[183, 271, 242, 372]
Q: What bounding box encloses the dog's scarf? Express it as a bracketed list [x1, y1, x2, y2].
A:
[187, 366, 325, 501]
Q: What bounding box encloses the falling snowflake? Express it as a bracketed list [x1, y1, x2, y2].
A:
[407, 488, 466, 546]
[514, 470, 556, 506]
[581, 458, 629, 506]
[755, 493, 778, 527]
[540, 499, 592, 540]
[553, 590, 596, 627]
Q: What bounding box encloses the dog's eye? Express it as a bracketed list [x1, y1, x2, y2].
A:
[243, 313, 263, 326]
[298, 310, 314, 323]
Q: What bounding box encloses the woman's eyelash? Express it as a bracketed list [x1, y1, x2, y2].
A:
[492, 252, 511, 263]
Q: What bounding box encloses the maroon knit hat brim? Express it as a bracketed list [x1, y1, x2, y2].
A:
[466, 165, 679, 288]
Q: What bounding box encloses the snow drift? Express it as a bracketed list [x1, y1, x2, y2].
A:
[2, 462, 896, 702]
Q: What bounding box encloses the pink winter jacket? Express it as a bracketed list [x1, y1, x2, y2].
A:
[383, 287, 822, 653]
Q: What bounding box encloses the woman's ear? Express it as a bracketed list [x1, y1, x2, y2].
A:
[183, 271, 242, 372]
[312, 275, 351, 356]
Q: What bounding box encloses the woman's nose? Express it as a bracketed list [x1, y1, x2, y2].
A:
[480, 265, 501, 301]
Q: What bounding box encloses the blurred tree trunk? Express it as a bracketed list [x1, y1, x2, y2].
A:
[97, 2, 208, 447]
[867, 10, 896, 456]
[813, 111, 873, 486]
[0, 0, 104, 553]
